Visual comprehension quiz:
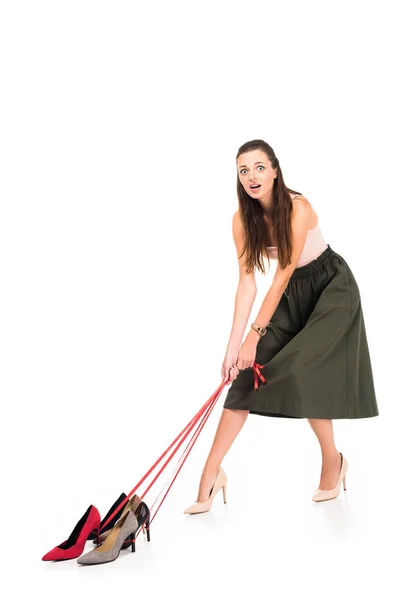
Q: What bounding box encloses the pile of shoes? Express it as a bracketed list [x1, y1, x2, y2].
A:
[42, 493, 151, 565]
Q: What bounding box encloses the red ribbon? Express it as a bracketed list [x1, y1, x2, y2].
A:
[99, 364, 267, 537]
[253, 362, 267, 390]
[100, 380, 226, 533]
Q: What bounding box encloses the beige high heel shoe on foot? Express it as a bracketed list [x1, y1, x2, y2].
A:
[184, 468, 228, 514]
[312, 452, 348, 502]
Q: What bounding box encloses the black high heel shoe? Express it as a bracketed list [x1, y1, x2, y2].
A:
[87, 492, 127, 541]
[121, 500, 151, 551]
[93, 494, 142, 545]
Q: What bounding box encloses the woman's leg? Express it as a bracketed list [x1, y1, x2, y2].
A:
[307, 418, 342, 489]
[196, 408, 249, 502]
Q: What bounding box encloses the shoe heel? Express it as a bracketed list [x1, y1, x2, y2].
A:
[131, 534, 136, 553]
[145, 518, 151, 542]
[90, 527, 101, 545]
[343, 474, 347, 491]
[222, 483, 227, 504]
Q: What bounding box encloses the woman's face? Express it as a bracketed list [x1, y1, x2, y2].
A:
[237, 149, 277, 199]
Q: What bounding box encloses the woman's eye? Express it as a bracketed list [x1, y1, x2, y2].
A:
[239, 166, 264, 175]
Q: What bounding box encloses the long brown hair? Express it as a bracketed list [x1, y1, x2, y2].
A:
[236, 139, 302, 275]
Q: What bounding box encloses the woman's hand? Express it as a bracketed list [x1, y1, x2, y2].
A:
[236, 332, 259, 370]
[222, 331, 260, 383]
[221, 352, 240, 383]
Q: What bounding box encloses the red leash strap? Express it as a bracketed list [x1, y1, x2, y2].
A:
[133, 393, 220, 538]
[253, 362, 267, 390]
[146, 386, 221, 525]
[100, 379, 227, 532]
[144, 361, 267, 526]
[100, 363, 267, 534]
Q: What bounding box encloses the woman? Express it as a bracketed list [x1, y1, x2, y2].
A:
[184, 139, 379, 513]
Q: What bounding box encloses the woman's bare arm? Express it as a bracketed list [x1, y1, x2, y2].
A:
[225, 211, 257, 356]
[245, 198, 313, 345]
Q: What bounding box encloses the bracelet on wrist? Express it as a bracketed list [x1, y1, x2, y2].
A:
[250, 322, 267, 337]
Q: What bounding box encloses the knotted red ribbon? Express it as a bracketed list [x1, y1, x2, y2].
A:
[253, 362, 267, 390]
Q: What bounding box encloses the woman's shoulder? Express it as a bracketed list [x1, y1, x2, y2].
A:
[232, 209, 246, 241]
[289, 193, 318, 226]
[232, 208, 243, 229]
[289, 192, 310, 205]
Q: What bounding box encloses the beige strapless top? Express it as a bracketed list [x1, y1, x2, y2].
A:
[266, 222, 328, 267]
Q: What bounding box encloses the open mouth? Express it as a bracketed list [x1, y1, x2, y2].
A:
[250, 184, 261, 190]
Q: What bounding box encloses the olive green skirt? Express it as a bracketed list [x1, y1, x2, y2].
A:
[223, 244, 379, 419]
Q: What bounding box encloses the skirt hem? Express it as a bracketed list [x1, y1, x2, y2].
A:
[246, 409, 380, 419]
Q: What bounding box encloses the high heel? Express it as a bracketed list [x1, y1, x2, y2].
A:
[93, 494, 142, 545]
[77, 502, 151, 564]
[121, 500, 151, 551]
[88, 492, 127, 541]
[77, 511, 139, 565]
[42, 505, 101, 561]
[183, 467, 228, 514]
[222, 480, 227, 504]
[312, 452, 348, 502]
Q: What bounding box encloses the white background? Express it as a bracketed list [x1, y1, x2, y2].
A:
[1, 1, 399, 598]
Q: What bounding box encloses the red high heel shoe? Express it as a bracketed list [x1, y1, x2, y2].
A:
[42, 504, 101, 561]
